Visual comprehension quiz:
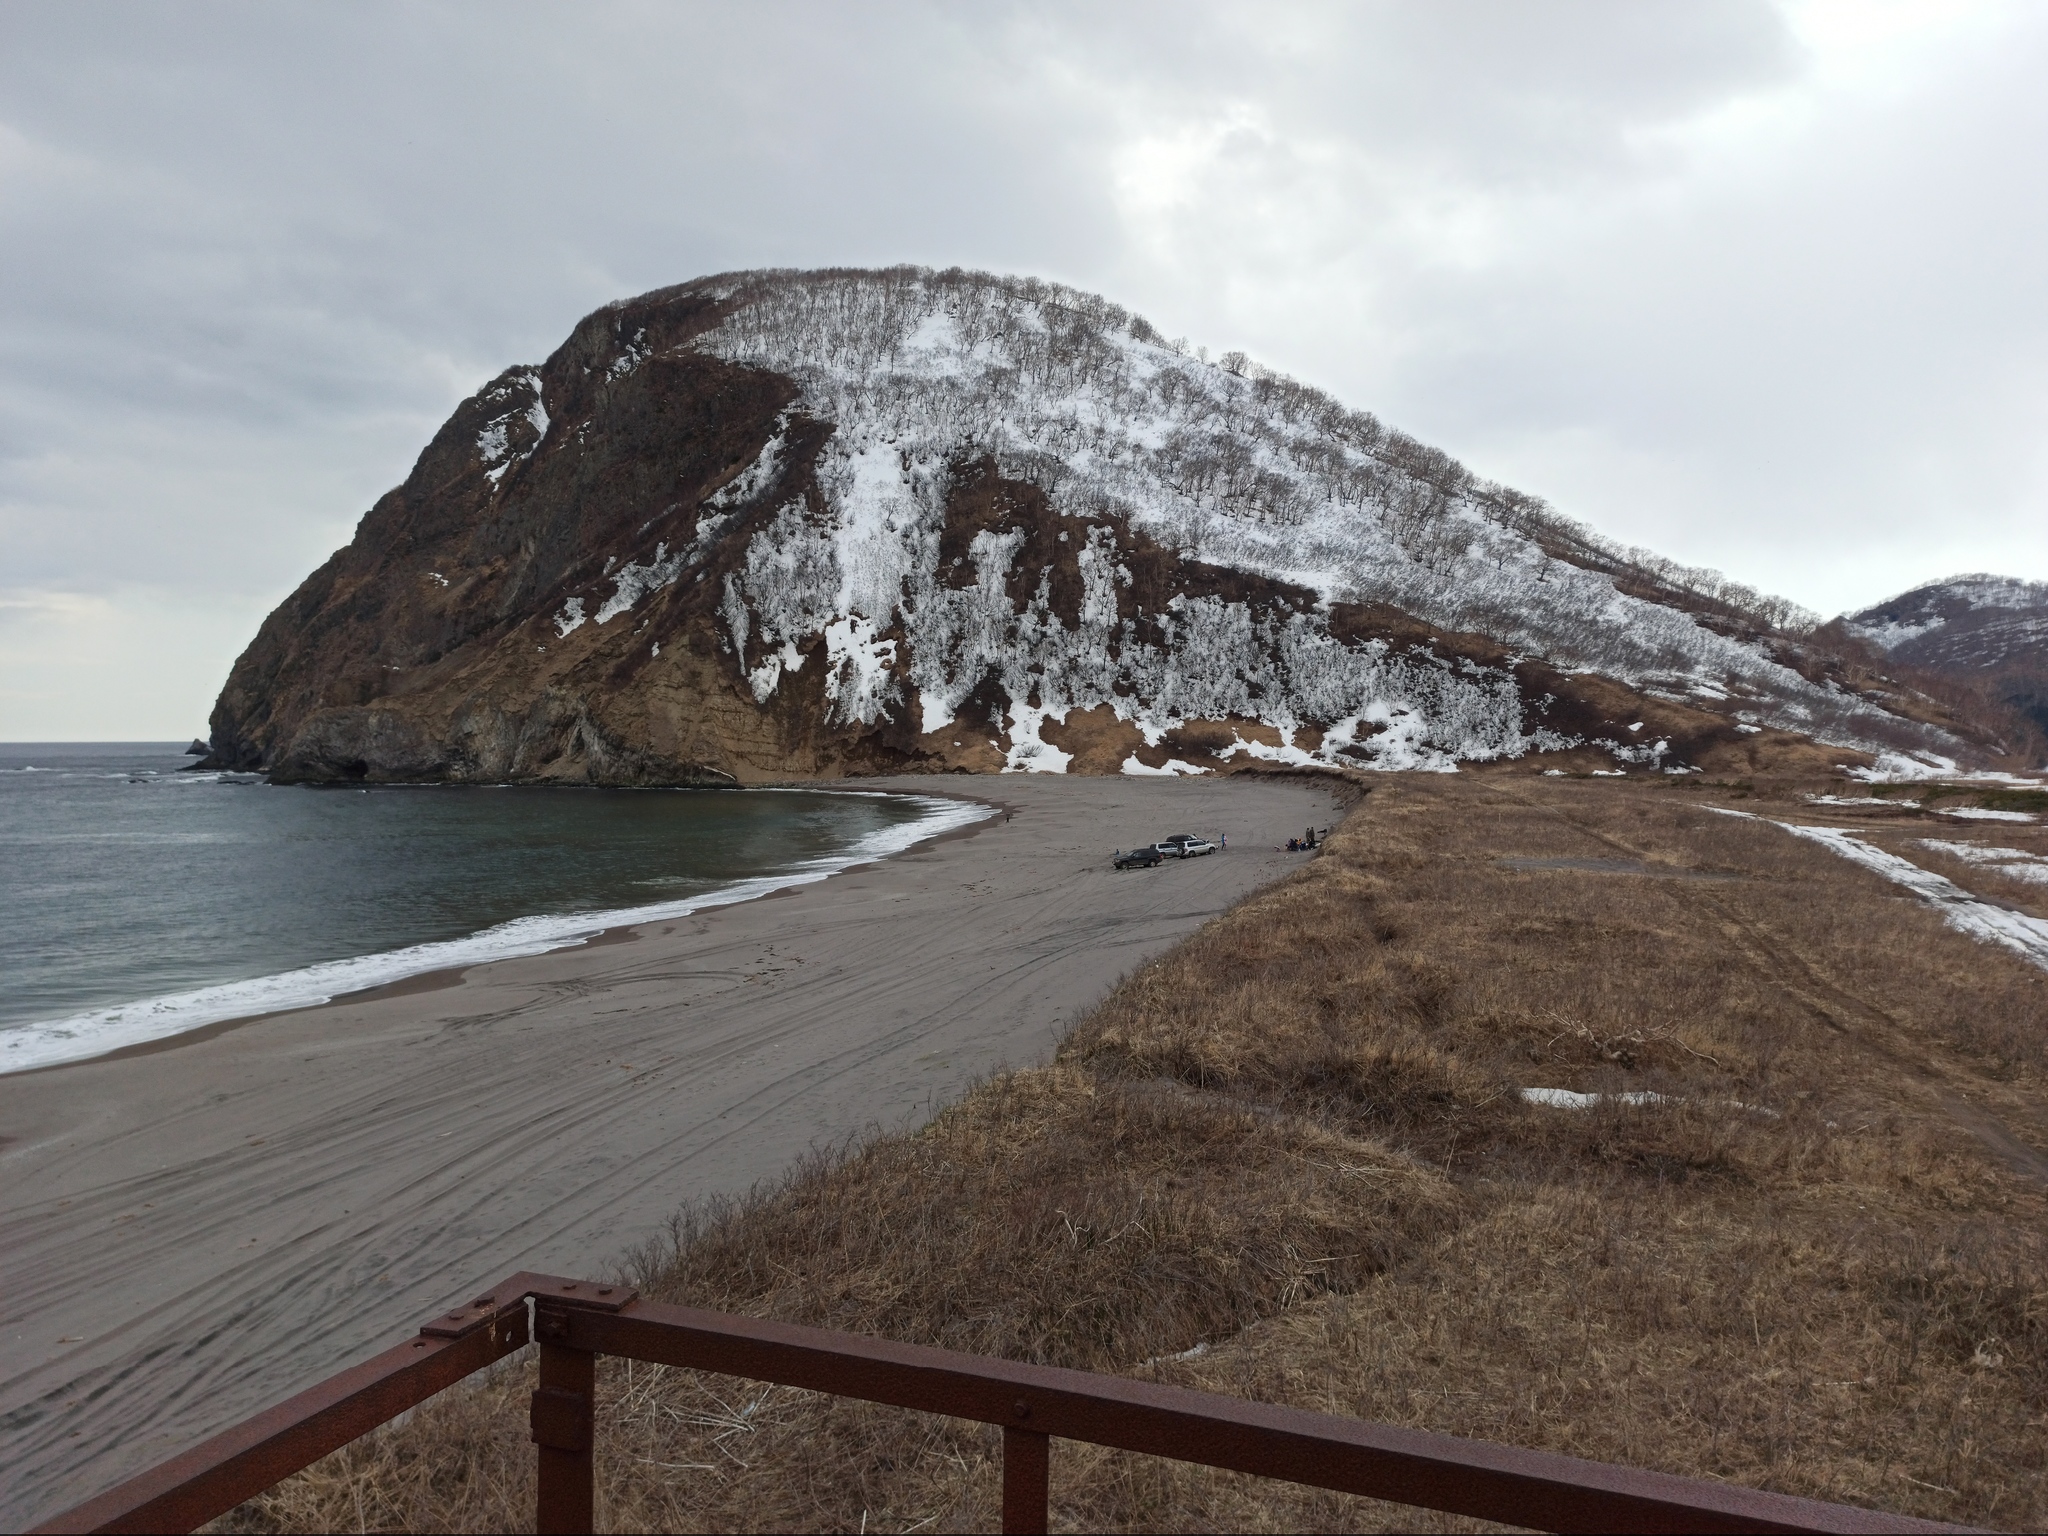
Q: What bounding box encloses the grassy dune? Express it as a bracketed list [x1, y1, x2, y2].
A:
[219, 772, 2048, 1533]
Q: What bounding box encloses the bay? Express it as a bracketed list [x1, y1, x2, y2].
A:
[0, 744, 983, 1072]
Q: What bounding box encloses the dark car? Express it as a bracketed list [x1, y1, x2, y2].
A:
[1113, 845, 1164, 870]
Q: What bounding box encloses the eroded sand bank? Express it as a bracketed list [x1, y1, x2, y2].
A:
[0, 773, 1339, 1525]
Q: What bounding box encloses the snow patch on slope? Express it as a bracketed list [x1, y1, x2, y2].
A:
[1844, 751, 2048, 788]
[683, 272, 1931, 762]
[706, 412, 791, 512]
[1710, 809, 2048, 972]
[1122, 755, 1210, 776]
[1003, 704, 1073, 773]
[701, 417, 1573, 772]
[478, 370, 548, 488]
[1843, 750, 1961, 783]
[1916, 841, 2048, 884]
[595, 544, 688, 625]
[823, 615, 900, 726]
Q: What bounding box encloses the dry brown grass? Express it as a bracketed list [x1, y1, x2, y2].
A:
[1892, 832, 2048, 924]
[216, 772, 2048, 1533]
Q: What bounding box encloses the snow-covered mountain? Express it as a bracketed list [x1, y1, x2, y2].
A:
[204, 268, 1974, 785]
[1847, 575, 2048, 669]
[1847, 575, 2048, 749]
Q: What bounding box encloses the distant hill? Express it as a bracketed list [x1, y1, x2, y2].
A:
[203, 267, 1992, 784]
[1845, 575, 2048, 759]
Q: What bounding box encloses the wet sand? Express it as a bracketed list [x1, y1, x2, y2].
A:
[0, 773, 1338, 1525]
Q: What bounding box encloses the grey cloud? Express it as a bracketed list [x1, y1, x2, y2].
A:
[0, 0, 2041, 735]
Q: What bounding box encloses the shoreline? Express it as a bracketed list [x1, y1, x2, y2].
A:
[0, 772, 1338, 1526]
[2, 783, 1004, 1078]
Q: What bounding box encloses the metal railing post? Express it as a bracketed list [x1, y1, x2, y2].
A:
[1001, 1425, 1049, 1534]
[531, 1305, 596, 1536]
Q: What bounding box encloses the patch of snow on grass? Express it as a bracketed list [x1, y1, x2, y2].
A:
[1121, 754, 1210, 776]
[553, 597, 587, 637]
[1941, 806, 2036, 822]
[1915, 840, 2048, 885]
[1607, 737, 1669, 768]
[1842, 750, 1961, 783]
[1709, 809, 2048, 972]
[1523, 1084, 1781, 1118]
[1216, 725, 1322, 770]
[1522, 1088, 1669, 1109]
[1806, 794, 1920, 808]
[1003, 703, 1072, 773]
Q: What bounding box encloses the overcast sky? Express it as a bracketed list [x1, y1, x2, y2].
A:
[4, 0, 2045, 738]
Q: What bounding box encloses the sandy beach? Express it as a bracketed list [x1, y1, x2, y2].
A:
[0, 772, 1338, 1525]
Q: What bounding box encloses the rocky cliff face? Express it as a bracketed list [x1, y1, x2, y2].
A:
[206, 267, 1978, 785]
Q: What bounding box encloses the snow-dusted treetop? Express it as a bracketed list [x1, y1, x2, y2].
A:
[547, 267, 1935, 768]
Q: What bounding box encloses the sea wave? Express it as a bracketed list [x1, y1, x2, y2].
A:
[0, 791, 992, 1075]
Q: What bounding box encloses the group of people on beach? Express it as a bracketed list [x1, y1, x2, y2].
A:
[1286, 826, 1323, 852]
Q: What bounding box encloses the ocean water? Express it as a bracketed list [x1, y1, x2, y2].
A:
[0, 744, 987, 1073]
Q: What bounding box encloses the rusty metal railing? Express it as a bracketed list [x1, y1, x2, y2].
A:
[28, 1271, 1976, 1535]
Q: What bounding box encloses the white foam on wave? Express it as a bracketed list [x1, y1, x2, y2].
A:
[0, 791, 994, 1075]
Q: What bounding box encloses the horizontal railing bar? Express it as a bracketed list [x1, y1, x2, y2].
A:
[29, 1272, 1981, 1536]
[558, 1297, 1973, 1536]
[28, 1284, 534, 1536]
